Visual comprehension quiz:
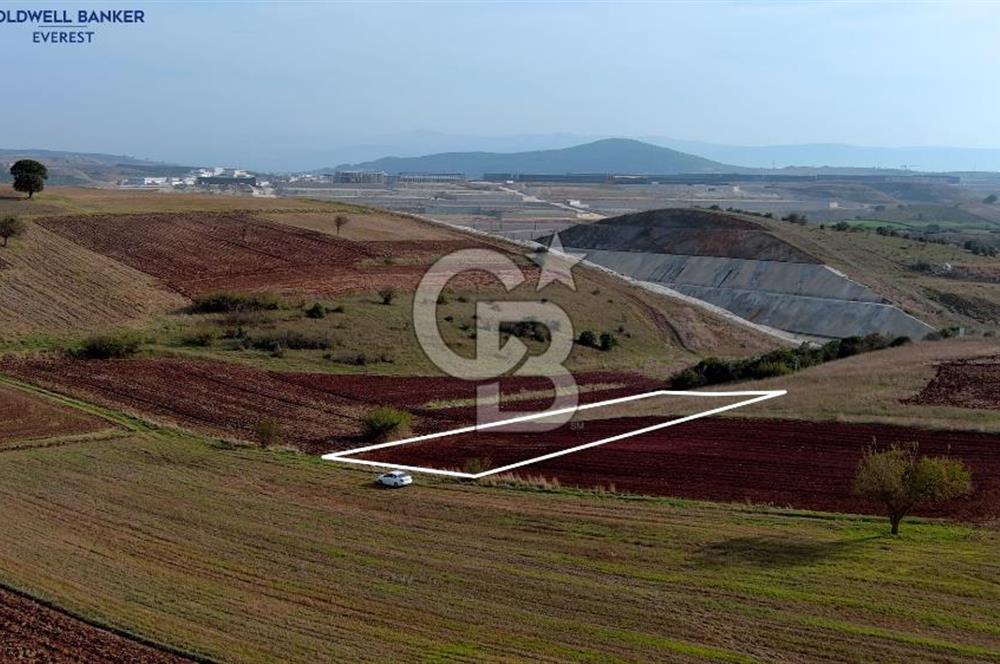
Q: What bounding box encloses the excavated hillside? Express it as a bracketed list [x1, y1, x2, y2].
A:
[547, 209, 934, 340]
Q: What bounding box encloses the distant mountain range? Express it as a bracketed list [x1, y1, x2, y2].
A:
[333, 138, 743, 177]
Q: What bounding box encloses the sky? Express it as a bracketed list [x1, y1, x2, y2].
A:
[2, 1, 999, 170]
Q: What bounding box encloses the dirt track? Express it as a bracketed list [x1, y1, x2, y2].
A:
[0, 586, 190, 663]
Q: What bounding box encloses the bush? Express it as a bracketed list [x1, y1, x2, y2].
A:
[192, 292, 281, 314]
[254, 419, 284, 449]
[362, 407, 411, 442]
[249, 330, 333, 351]
[462, 456, 493, 475]
[500, 321, 550, 343]
[598, 332, 619, 351]
[180, 331, 216, 347]
[304, 303, 326, 319]
[75, 331, 145, 359]
[577, 330, 598, 347]
[668, 335, 900, 388]
[378, 287, 397, 305]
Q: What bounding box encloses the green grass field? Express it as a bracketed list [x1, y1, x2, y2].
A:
[0, 423, 997, 663]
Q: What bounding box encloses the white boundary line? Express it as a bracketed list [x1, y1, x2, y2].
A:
[322, 389, 786, 479]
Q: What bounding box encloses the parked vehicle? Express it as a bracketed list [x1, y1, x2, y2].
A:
[376, 470, 413, 488]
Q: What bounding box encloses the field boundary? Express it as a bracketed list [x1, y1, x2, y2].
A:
[322, 389, 787, 478]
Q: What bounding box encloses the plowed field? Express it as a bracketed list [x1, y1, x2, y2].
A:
[361, 416, 1000, 520]
[40, 212, 492, 297]
[905, 357, 1000, 410]
[0, 357, 651, 453]
[0, 587, 190, 663]
[0, 384, 112, 447]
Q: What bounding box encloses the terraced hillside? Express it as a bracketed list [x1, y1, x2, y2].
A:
[548, 209, 935, 339]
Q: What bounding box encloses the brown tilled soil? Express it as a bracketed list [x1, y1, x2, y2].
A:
[0, 384, 112, 446]
[0, 357, 653, 453]
[361, 416, 1000, 521]
[905, 357, 1000, 410]
[0, 586, 190, 663]
[39, 212, 494, 298]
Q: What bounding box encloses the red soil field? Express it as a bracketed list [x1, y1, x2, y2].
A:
[0, 357, 652, 453]
[0, 586, 190, 663]
[0, 384, 111, 445]
[361, 416, 1000, 521]
[905, 357, 1000, 410]
[39, 213, 493, 297]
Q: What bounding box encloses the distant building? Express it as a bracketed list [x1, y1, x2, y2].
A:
[334, 170, 386, 184]
[396, 172, 466, 183]
[197, 175, 257, 186]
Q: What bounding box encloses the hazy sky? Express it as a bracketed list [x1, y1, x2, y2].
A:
[2, 1, 999, 169]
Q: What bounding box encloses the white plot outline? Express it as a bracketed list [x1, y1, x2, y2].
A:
[322, 389, 787, 479]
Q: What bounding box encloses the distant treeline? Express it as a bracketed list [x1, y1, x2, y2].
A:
[669, 333, 911, 389]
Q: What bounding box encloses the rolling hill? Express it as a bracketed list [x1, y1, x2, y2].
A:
[333, 138, 741, 177]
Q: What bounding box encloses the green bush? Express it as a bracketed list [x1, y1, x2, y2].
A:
[180, 331, 217, 347]
[304, 303, 326, 319]
[669, 334, 902, 388]
[249, 331, 333, 351]
[362, 407, 411, 442]
[191, 292, 281, 314]
[75, 332, 145, 359]
[577, 330, 598, 347]
[599, 332, 619, 351]
[254, 419, 284, 449]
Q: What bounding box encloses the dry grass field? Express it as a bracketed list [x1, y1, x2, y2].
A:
[0, 221, 185, 340]
[0, 429, 997, 663]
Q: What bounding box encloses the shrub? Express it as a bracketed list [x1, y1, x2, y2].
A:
[180, 331, 217, 347]
[192, 292, 280, 314]
[254, 419, 284, 449]
[463, 456, 493, 475]
[500, 321, 550, 343]
[305, 302, 327, 319]
[378, 287, 397, 305]
[577, 330, 598, 347]
[853, 442, 972, 534]
[598, 332, 619, 351]
[249, 331, 333, 351]
[75, 331, 145, 359]
[362, 407, 411, 442]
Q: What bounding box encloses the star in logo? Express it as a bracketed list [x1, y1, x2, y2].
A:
[530, 233, 586, 291]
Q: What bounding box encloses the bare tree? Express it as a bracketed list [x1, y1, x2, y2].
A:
[853, 442, 972, 534]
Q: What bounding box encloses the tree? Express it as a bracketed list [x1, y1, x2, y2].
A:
[10, 159, 48, 199]
[984, 194, 998, 205]
[0, 216, 26, 247]
[334, 214, 350, 235]
[853, 442, 972, 535]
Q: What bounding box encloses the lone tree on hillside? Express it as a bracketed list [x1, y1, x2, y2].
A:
[10, 159, 48, 199]
[334, 214, 350, 235]
[0, 216, 25, 247]
[853, 442, 972, 535]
